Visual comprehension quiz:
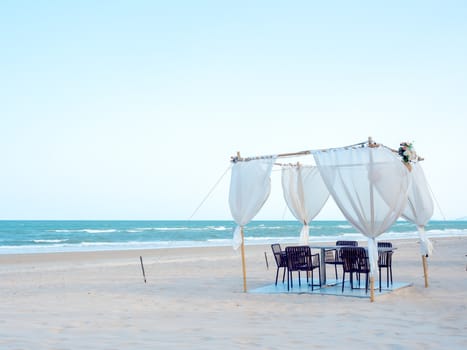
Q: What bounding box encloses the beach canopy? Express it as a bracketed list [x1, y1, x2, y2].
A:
[402, 162, 434, 256]
[228, 138, 431, 296]
[281, 165, 329, 244]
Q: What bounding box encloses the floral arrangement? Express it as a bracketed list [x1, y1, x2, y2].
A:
[398, 142, 417, 163]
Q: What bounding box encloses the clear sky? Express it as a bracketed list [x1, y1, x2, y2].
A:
[1, 1, 466, 220]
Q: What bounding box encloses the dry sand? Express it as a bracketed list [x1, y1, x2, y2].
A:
[0, 237, 466, 349]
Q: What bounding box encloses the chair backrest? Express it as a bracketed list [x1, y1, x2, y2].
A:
[334, 241, 358, 263]
[378, 241, 392, 248]
[340, 247, 369, 272]
[271, 243, 282, 255]
[340, 247, 357, 272]
[378, 250, 393, 266]
[271, 244, 286, 267]
[355, 247, 370, 271]
[285, 246, 311, 270]
[325, 249, 336, 262]
[336, 240, 358, 247]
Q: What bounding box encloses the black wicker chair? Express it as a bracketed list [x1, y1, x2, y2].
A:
[340, 247, 370, 293]
[285, 245, 321, 291]
[324, 240, 359, 280]
[377, 241, 393, 291]
[271, 243, 287, 285]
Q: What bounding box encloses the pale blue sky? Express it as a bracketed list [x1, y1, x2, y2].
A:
[1, 1, 466, 220]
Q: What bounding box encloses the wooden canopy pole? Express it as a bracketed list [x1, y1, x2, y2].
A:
[368, 142, 376, 303]
[232, 140, 371, 163]
[240, 227, 247, 292]
[277, 150, 311, 158]
[422, 255, 429, 288]
[370, 277, 375, 302]
[234, 151, 248, 293]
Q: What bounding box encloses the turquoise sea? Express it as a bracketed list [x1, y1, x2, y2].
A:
[0, 220, 466, 254]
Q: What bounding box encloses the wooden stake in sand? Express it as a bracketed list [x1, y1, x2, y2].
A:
[140, 256, 147, 283]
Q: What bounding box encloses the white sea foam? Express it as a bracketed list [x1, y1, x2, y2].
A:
[33, 239, 67, 243]
[51, 229, 117, 234]
[135, 227, 189, 231]
[82, 229, 117, 234]
[208, 226, 227, 231]
[337, 225, 352, 229]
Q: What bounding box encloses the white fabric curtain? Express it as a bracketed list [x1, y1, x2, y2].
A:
[313, 146, 410, 276]
[402, 163, 434, 256]
[281, 165, 329, 244]
[229, 157, 276, 249]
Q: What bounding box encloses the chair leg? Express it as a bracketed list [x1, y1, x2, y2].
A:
[365, 273, 369, 293]
[275, 268, 279, 285]
[390, 266, 393, 285]
[310, 269, 314, 291]
[342, 271, 346, 293]
[282, 267, 286, 283]
[318, 266, 321, 287]
[334, 264, 338, 280]
[379, 267, 382, 292]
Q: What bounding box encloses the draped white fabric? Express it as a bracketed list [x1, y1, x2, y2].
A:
[229, 157, 276, 249]
[402, 163, 434, 256]
[313, 146, 410, 276]
[281, 165, 329, 244]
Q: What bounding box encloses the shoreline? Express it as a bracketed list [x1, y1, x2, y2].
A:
[0, 235, 464, 263]
[2, 230, 466, 256]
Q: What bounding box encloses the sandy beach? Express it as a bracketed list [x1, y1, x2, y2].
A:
[1, 237, 466, 349]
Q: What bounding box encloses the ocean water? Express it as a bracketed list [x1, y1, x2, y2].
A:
[0, 220, 466, 254]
